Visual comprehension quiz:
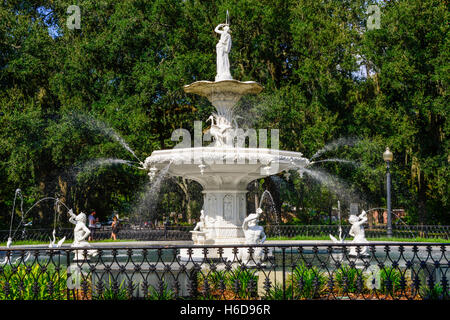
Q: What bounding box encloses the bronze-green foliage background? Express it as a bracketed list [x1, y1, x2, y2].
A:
[0, 0, 448, 227]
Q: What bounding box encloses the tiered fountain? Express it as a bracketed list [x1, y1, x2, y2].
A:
[143, 21, 310, 260]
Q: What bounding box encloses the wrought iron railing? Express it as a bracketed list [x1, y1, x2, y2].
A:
[264, 225, 450, 239]
[0, 226, 195, 242]
[0, 243, 448, 300]
[1, 225, 448, 243]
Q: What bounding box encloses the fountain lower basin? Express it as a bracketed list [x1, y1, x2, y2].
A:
[144, 147, 309, 260]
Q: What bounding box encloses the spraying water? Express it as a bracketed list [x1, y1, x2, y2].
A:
[75, 158, 143, 177]
[68, 113, 143, 164]
[132, 163, 172, 226]
[309, 158, 358, 166]
[6, 190, 72, 248]
[310, 137, 360, 161]
[259, 190, 281, 238]
[8, 189, 23, 240]
[365, 207, 417, 239]
[299, 168, 361, 205]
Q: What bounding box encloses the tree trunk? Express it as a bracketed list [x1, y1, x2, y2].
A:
[417, 172, 427, 224]
[174, 178, 192, 223]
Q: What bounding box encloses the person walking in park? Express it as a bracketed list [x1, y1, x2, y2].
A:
[111, 215, 120, 240]
[88, 210, 97, 241]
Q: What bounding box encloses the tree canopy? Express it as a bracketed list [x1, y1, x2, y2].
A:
[0, 0, 448, 228]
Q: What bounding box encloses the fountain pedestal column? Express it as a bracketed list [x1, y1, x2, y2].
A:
[202, 190, 247, 244]
[179, 189, 249, 261]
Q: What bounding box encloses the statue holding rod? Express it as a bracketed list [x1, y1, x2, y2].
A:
[215, 21, 232, 81]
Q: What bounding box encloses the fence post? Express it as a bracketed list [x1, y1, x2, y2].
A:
[66, 250, 72, 301]
[282, 247, 286, 300]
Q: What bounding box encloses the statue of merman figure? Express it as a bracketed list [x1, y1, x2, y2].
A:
[193, 210, 205, 232]
[348, 210, 369, 256]
[68, 209, 97, 259]
[242, 208, 266, 245]
[241, 208, 267, 264]
[69, 210, 90, 246]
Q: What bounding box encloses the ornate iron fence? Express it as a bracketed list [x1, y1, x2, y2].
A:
[2, 225, 448, 243]
[265, 225, 450, 239]
[0, 226, 195, 242]
[0, 243, 448, 300]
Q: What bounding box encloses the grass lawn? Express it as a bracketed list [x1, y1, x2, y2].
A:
[0, 238, 136, 246]
[266, 235, 450, 243]
[2, 236, 449, 246]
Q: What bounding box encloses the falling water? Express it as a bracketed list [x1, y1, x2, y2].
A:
[9, 189, 23, 239]
[75, 158, 142, 177]
[132, 163, 172, 226]
[69, 113, 142, 164]
[259, 190, 281, 238]
[365, 207, 417, 239]
[337, 200, 343, 241]
[8, 194, 71, 242]
[299, 168, 362, 205]
[310, 137, 360, 160]
[309, 158, 358, 166]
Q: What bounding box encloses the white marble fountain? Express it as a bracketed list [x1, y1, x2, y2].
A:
[143, 21, 310, 261]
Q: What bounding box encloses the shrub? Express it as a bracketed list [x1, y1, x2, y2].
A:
[291, 263, 326, 299]
[0, 264, 67, 300]
[147, 282, 175, 300]
[92, 278, 130, 300]
[420, 284, 449, 300]
[334, 265, 366, 294]
[379, 267, 403, 295]
[227, 266, 258, 299]
[264, 283, 294, 300]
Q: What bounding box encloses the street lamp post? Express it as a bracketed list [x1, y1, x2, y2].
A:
[383, 147, 393, 238]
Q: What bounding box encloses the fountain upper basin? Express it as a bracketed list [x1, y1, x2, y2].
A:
[184, 80, 263, 118]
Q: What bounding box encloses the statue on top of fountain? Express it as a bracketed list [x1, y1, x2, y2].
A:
[215, 23, 232, 81]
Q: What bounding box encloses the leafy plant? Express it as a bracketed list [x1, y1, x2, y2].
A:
[334, 265, 366, 294]
[198, 267, 258, 299]
[147, 282, 175, 300]
[379, 267, 403, 295]
[227, 266, 259, 299]
[291, 263, 326, 299]
[202, 270, 228, 292]
[264, 283, 294, 300]
[420, 284, 449, 300]
[92, 278, 130, 300]
[0, 264, 67, 300]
